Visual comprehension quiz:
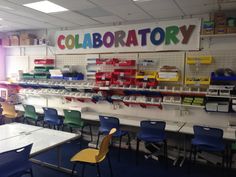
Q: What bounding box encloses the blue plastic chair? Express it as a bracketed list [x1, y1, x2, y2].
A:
[0, 144, 33, 177]
[96, 115, 131, 161]
[136, 120, 167, 165]
[189, 125, 226, 168]
[42, 107, 63, 130]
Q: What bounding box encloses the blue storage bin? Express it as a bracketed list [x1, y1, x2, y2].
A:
[211, 72, 236, 81]
[63, 73, 84, 80]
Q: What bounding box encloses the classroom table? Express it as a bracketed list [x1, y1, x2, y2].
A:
[0, 122, 80, 173]
[82, 111, 185, 132]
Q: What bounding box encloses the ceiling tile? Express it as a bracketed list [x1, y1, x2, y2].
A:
[93, 15, 124, 23]
[89, 0, 132, 6]
[51, 11, 100, 26]
[49, 0, 97, 11]
[135, 0, 178, 11]
[78, 7, 113, 17]
[149, 8, 183, 19]
[103, 3, 151, 20]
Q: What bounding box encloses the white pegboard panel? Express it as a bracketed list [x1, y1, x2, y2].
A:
[56, 55, 87, 74]
[98, 53, 138, 72]
[6, 56, 29, 78]
[100, 53, 138, 60]
[186, 50, 236, 78]
[138, 52, 185, 84]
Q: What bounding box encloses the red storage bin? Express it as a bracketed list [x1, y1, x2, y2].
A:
[34, 59, 54, 65]
[118, 60, 136, 66]
[112, 78, 135, 86]
[95, 72, 113, 80]
[135, 80, 158, 87]
[113, 69, 136, 76]
[96, 58, 119, 65]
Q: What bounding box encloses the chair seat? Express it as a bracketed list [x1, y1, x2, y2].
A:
[99, 128, 127, 137]
[192, 138, 225, 151]
[0, 161, 31, 177]
[44, 120, 62, 126]
[138, 134, 166, 143]
[71, 148, 105, 163]
[64, 121, 85, 128]
[3, 113, 22, 119]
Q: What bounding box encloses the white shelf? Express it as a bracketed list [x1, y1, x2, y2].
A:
[206, 94, 231, 98]
[3, 44, 53, 48]
[200, 33, 236, 38]
[162, 102, 204, 109]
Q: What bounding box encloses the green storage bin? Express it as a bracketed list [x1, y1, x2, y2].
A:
[22, 73, 34, 79]
[34, 73, 50, 79]
[34, 66, 54, 72]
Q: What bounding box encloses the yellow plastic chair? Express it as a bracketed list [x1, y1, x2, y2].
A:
[70, 128, 117, 177]
[0, 102, 23, 121]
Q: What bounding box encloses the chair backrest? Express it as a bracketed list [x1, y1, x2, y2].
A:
[99, 115, 120, 131]
[140, 120, 166, 138]
[23, 104, 38, 120]
[0, 144, 33, 176]
[63, 109, 83, 126]
[96, 128, 116, 161]
[43, 107, 60, 122]
[193, 125, 223, 143]
[0, 102, 17, 117]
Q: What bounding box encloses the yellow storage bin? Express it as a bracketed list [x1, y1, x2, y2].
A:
[135, 71, 157, 80]
[187, 56, 213, 64]
[156, 73, 179, 82]
[185, 77, 210, 85]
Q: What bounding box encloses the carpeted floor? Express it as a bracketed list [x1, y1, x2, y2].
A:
[24, 138, 234, 177]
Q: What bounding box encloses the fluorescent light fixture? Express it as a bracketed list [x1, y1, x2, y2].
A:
[0, 18, 3, 21]
[23, 0, 68, 13]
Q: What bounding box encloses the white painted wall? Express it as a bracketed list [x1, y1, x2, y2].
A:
[3, 15, 236, 129]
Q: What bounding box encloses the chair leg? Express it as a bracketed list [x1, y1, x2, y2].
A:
[81, 126, 84, 139]
[107, 154, 113, 177]
[42, 122, 45, 128]
[70, 127, 73, 133]
[222, 151, 225, 169]
[193, 146, 197, 166]
[118, 136, 122, 162]
[30, 168, 33, 177]
[136, 139, 140, 165]
[71, 163, 77, 177]
[35, 121, 37, 126]
[81, 164, 86, 177]
[89, 125, 93, 142]
[96, 132, 101, 148]
[188, 144, 193, 172]
[96, 163, 101, 177]
[229, 150, 233, 169]
[127, 133, 131, 150]
[164, 140, 168, 167]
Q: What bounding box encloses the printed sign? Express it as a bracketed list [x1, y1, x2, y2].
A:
[56, 18, 201, 54]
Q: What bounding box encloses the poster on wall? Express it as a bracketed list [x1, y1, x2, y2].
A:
[56, 18, 201, 54]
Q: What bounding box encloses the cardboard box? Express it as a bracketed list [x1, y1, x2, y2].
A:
[214, 12, 226, 20]
[20, 32, 36, 40]
[214, 12, 226, 27]
[20, 38, 34, 45]
[227, 27, 236, 33]
[215, 27, 227, 34]
[10, 35, 19, 46]
[2, 37, 10, 46]
[202, 28, 214, 35]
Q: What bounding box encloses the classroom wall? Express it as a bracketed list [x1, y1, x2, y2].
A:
[3, 15, 236, 128]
